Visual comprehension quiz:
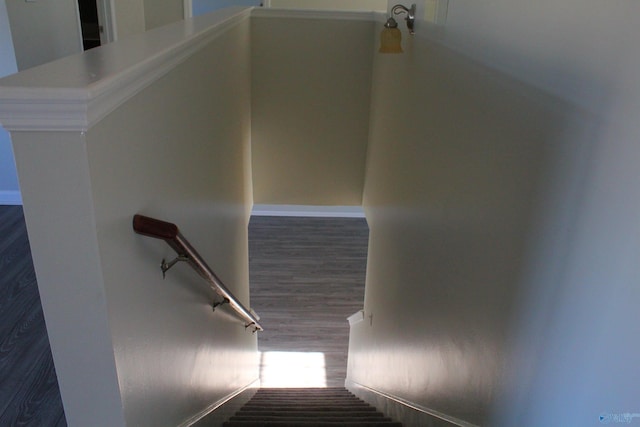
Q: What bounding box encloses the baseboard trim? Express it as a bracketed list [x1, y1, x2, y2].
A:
[251, 204, 365, 218]
[0, 190, 22, 205]
[345, 379, 479, 427]
[181, 378, 259, 427]
[251, 7, 376, 22]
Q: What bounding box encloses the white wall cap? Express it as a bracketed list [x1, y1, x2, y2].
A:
[0, 7, 252, 132]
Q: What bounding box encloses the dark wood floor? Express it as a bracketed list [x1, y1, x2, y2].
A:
[0, 206, 66, 426]
[249, 216, 369, 387]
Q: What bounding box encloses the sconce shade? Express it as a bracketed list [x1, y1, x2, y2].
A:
[379, 27, 403, 53]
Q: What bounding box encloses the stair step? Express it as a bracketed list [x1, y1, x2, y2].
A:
[253, 391, 355, 396]
[241, 403, 374, 408]
[239, 407, 378, 413]
[252, 394, 357, 398]
[257, 387, 351, 393]
[249, 396, 359, 400]
[249, 397, 360, 401]
[249, 396, 363, 400]
[230, 416, 394, 422]
[236, 411, 387, 417]
[245, 399, 366, 406]
[223, 388, 402, 426]
[223, 423, 403, 427]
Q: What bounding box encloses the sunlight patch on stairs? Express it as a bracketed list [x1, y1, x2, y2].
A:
[260, 351, 327, 388]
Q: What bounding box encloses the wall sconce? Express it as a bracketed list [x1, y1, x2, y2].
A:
[379, 3, 416, 54]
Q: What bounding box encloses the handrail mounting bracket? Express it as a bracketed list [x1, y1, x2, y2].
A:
[133, 214, 263, 332]
[161, 255, 189, 279]
[212, 297, 230, 311]
[245, 322, 259, 333]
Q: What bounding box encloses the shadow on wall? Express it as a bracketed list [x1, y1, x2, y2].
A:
[349, 28, 607, 426]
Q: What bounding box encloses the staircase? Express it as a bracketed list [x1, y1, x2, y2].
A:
[223, 387, 402, 426]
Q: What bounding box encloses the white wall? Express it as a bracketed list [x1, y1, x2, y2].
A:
[1, 0, 83, 204]
[0, 0, 200, 205]
[443, 1, 640, 425]
[0, 0, 19, 204]
[4, 0, 82, 70]
[348, 30, 585, 424]
[250, 14, 374, 205]
[144, 0, 183, 30]
[88, 23, 257, 425]
[112, 0, 146, 39]
[3, 10, 258, 426]
[348, 2, 640, 426]
[0, 0, 16, 77]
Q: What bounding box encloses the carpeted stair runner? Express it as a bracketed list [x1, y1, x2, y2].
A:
[223, 387, 402, 426]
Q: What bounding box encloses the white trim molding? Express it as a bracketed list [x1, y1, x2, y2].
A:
[0, 6, 383, 133]
[96, 0, 116, 43]
[0, 7, 252, 132]
[345, 379, 480, 427]
[0, 190, 22, 205]
[251, 7, 376, 21]
[180, 379, 259, 427]
[251, 204, 366, 218]
[183, 0, 193, 19]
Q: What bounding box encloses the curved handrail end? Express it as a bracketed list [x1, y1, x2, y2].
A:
[133, 214, 179, 240]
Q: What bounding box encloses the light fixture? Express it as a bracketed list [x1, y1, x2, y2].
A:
[379, 3, 416, 54]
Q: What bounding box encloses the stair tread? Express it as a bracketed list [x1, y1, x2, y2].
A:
[224, 388, 402, 426]
[239, 407, 378, 412]
[231, 416, 393, 422]
[237, 412, 386, 417]
[242, 403, 373, 407]
[245, 398, 365, 401]
[224, 423, 402, 427]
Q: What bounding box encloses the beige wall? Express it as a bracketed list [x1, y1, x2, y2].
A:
[4, 0, 81, 70]
[88, 20, 256, 426]
[348, 0, 640, 425]
[113, 0, 146, 39]
[347, 34, 584, 425]
[144, 0, 184, 30]
[8, 14, 257, 427]
[250, 16, 375, 206]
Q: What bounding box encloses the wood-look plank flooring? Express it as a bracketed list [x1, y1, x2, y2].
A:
[248, 216, 369, 387]
[0, 206, 66, 426]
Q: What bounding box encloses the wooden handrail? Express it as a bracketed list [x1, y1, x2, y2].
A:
[133, 214, 263, 332]
[133, 215, 179, 240]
